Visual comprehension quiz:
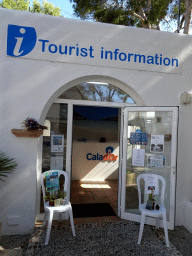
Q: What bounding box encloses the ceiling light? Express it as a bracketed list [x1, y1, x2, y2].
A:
[87, 82, 109, 85]
[147, 112, 155, 118]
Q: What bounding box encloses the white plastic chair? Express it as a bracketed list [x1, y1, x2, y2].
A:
[137, 174, 169, 247]
[40, 170, 76, 245]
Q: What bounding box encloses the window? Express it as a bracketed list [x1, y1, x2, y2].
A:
[58, 82, 135, 103]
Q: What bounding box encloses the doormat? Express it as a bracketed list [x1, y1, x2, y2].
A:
[71, 203, 116, 218]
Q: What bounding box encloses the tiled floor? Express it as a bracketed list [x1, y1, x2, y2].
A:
[70, 179, 118, 217]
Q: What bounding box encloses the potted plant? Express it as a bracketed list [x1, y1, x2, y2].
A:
[0, 151, 18, 236]
[44, 190, 67, 206]
[11, 117, 47, 138]
[22, 117, 47, 131]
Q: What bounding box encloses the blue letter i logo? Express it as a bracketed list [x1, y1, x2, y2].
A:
[7, 24, 37, 57]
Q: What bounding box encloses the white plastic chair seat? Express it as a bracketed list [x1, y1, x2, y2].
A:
[139, 203, 166, 217]
[44, 201, 72, 212]
[137, 174, 170, 247]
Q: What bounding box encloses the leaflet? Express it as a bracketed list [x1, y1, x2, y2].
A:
[147, 155, 166, 168]
[145, 174, 159, 195]
[132, 149, 145, 167]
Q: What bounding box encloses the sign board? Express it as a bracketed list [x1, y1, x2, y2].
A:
[6, 22, 182, 74]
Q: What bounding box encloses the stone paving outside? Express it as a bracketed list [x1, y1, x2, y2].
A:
[0, 218, 192, 256]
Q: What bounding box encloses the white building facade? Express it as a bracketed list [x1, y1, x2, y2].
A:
[0, 8, 192, 235]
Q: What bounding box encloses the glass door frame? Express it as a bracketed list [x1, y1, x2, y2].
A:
[36, 99, 136, 221]
[58, 99, 135, 220]
[120, 107, 178, 230]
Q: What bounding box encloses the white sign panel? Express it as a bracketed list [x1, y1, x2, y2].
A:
[6, 19, 182, 74]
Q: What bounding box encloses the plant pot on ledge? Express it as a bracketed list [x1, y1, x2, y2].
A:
[11, 129, 43, 138]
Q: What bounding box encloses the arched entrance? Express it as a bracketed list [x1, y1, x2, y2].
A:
[36, 76, 144, 221]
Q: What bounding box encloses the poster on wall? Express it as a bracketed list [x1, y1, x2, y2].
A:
[132, 149, 145, 167]
[130, 132, 136, 144]
[150, 135, 164, 153]
[147, 155, 166, 168]
[51, 135, 64, 152]
[142, 133, 148, 145]
[130, 132, 148, 145]
[145, 175, 159, 195]
[135, 132, 142, 145]
[50, 156, 63, 170]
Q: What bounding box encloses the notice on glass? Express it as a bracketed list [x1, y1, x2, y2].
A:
[130, 132, 148, 145]
[145, 174, 159, 195]
[150, 135, 164, 153]
[132, 149, 145, 167]
[147, 155, 166, 168]
[50, 156, 63, 170]
[51, 135, 64, 152]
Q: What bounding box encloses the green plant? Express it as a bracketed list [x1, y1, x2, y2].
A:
[148, 187, 155, 202]
[0, 151, 17, 182]
[44, 190, 67, 202]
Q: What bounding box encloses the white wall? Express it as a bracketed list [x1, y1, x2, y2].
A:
[0, 8, 192, 234]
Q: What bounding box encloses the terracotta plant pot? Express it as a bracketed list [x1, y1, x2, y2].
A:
[11, 129, 43, 138]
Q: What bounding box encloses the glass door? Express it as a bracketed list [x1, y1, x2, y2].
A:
[120, 107, 178, 230]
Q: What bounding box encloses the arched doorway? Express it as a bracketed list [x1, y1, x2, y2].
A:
[36, 77, 144, 221]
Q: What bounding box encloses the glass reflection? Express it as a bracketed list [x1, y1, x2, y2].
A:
[59, 82, 135, 103]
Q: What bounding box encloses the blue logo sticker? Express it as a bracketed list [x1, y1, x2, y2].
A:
[106, 146, 114, 154]
[7, 24, 37, 57]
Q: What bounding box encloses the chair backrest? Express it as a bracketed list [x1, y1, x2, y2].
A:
[137, 173, 166, 206]
[40, 170, 68, 206]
